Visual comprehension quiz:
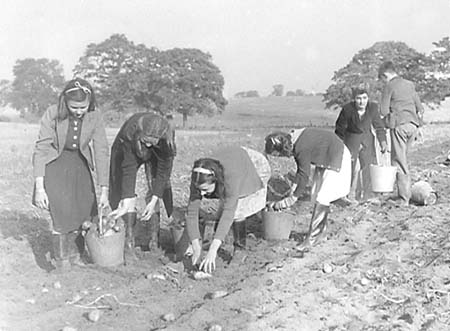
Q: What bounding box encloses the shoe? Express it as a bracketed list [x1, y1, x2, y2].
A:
[232, 220, 247, 251]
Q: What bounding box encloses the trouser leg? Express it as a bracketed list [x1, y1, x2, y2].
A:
[122, 212, 137, 261]
[66, 230, 84, 265]
[397, 173, 411, 204]
[297, 203, 329, 251]
[391, 123, 416, 203]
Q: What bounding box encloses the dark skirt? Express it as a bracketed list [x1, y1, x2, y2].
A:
[45, 150, 97, 233]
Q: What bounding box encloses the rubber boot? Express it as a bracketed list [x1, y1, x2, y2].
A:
[231, 220, 248, 264]
[123, 212, 138, 263]
[67, 231, 85, 266]
[52, 233, 71, 272]
[297, 203, 329, 252]
[147, 212, 161, 251]
[232, 220, 247, 251]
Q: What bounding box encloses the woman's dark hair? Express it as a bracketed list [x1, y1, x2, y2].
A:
[57, 77, 97, 120]
[133, 112, 176, 159]
[264, 132, 293, 157]
[190, 158, 225, 200]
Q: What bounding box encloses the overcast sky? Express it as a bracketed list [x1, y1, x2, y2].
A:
[1, 0, 449, 96]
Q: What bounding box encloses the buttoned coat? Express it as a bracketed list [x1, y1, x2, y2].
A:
[32, 105, 109, 186]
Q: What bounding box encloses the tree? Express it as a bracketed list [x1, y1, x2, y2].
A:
[323, 41, 431, 108]
[74, 35, 227, 126]
[425, 36, 450, 104]
[9, 58, 65, 118]
[73, 34, 159, 112]
[0, 80, 11, 107]
[270, 84, 284, 96]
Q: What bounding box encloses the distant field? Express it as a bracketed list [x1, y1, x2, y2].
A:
[170, 95, 337, 130]
[1, 95, 449, 132]
[169, 95, 450, 131]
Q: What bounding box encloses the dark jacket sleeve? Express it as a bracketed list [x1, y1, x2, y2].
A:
[335, 108, 348, 140]
[380, 84, 393, 117]
[119, 141, 140, 199]
[369, 103, 387, 144]
[150, 147, 174, 198]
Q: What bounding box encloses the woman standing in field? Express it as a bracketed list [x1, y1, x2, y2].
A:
[108, 112, 175, 261]
[186, 146, 271, 273]
[32, 78, 109, 271]
[265, 128, 351, 251]
[335, 85, 387, 202]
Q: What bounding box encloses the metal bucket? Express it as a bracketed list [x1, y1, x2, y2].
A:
[85, 224, 125, 267]
[411, 181, 438, 205]
[370, 164, 397, 193]
[262, 210, 295, 240]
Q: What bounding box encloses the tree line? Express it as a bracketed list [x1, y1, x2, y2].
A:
[0, 34, 227, 126]
[1, 35, 450, 124]
[234, 38, 450, 109]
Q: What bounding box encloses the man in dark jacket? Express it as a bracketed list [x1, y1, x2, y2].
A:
[379, 61, 424, 206]
[335, 85, 387, 201]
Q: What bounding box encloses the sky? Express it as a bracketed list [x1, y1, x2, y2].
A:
[0, 0, 449, 97]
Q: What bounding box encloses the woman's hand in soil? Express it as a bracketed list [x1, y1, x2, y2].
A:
[98, 186, 109, 209]
[141, 195, 158, 221]
[191, 239, 202, 266]
[109, 197, 135, 219]
[34, 189, 49, 210]
[199, 239, 222, 274]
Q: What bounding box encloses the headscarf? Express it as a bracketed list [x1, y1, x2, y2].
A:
[132, 112, 175, 159]
[57, 77, 96, 120]
[264, 132, 293, 157]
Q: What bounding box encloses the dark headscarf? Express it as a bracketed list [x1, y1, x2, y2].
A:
[264, 131, 293, 157]
[130, 112, 175, 159]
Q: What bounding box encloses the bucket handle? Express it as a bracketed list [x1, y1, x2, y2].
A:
[98, 207, 103, 236]
[377, 148, 391, 167]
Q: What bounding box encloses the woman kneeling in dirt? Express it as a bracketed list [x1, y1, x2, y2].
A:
[32, 78, 109, 271]
[109, 112, 175, 260]
[186, 146, 271, 273]
[265, 128, 351, 251]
